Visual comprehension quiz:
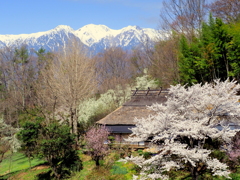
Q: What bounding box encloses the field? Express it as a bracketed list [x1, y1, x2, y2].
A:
[2, 150, 240, 180]
[0, 151, 137, 180]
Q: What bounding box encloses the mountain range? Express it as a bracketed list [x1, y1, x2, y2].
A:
[0, 24, 163, 54]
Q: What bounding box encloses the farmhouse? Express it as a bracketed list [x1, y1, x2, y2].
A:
[96, 88, 168, 147]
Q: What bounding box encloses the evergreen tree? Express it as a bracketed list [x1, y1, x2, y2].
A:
[18, 119, 82, 179]
[179, 36, 199, 84]
[178, 15, 238, 84]
[227, 22, 240, 81]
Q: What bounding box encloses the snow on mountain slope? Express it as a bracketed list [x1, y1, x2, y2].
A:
[75, 24, 160, 47]
[0, 24, 162, 53]
[0, 25, 78, 51]
[75, 24, 121, 46]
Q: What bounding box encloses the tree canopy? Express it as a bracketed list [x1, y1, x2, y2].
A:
[126, 79, 240, 179]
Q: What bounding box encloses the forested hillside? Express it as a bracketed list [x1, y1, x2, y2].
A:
[1, 0, 240, 179]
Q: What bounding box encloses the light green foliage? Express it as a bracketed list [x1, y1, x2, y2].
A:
[78, 88, 130, 123]
[178, 14, 240, 84]
[111, 163, 128, 175]
[110, 161, 137, 180]
[134, 74, 159, 89]
[0, 152, 46, 177]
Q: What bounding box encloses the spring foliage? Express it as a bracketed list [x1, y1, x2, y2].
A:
[78, 73, 159, 123]
[18, 120, 82, 179]
[85, 126, 110, 166]
[126, 79, 240, 179]
[178, 15, 240, 84]
[228, 131, 240, 169]
[0, 118, 20, 153]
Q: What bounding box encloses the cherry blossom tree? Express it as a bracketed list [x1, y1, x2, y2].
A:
[228, 131, 240, 170]
[85, 126, 110, 166]
[126, 79, 240, 180]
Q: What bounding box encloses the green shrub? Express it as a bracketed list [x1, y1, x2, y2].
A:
[143, 152, 152, 159]
[137, 149, 143, 156]
[132, 164, 141, 174]
[210, 149, 227, 162]
[166, 170, 191, 180]
[18, 121, 82, 179]
[230, 172, 240, 180]
[111, 164, 128, 175]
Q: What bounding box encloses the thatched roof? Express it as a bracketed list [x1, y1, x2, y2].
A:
[96, 89, 168, 125]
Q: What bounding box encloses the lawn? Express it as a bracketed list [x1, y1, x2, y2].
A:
[67, 151, 137, 180]
[2, 151, 240, 180]
[0, 152, 47, 179]
[68, 153, 95, 180]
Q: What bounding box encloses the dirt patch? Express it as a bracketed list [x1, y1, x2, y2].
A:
[32, 165, 49, 170]
[81, 154, 92, 161]
[2, 170, 10, 175]
[8, 166, 49, 180]
[8, 172, 28, 180]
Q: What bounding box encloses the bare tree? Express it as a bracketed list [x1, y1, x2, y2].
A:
[149, 36, 180, 87]
[0, 45, 38, 126]
[208, 0, 240, 23]
[94, 47, 132, 93]
[38, 39, 96, 143]
[129, 48, 150, 75]
[129, 33, 157, 77]
[160, 0, 207, 40]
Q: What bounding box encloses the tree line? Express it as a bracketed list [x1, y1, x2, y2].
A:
[1, 0, 240, 179]
[0, 37, 159, 178]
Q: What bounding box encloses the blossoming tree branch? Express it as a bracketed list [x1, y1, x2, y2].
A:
[126, 79, 240, 180]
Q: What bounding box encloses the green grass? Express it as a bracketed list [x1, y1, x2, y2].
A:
[6, 167, 50, 180]
[0, 152, 46, 178]
[68, 153, 95, 180]
[2, 151, 240, 180]
[69, 152, 136, 180]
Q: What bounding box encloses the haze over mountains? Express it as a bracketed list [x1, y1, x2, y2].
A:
[0, 24, 163, 54]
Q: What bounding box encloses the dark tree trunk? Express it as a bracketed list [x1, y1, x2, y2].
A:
[191, 166, 199, 180]
[95, 157, 100, 167]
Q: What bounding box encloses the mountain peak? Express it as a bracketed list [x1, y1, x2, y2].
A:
[121, 25, 142, 32]
[0, 24, 161, 54]
[53, 25, 74, 32]
[77, 24, 111, 32]
[127, 25, 142, 30]
[75, 24, 118, 46]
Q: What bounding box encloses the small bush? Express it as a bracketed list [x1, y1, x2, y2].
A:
[137, 149, 143, 156]
[230, 172, 240, 180]
[166, 170, 191, 180]
[132, 164, 141, 174]
[210, 149, 227, 161]
[18, 121, 82, 179]
[111, 164, 128, 175]
[143, 152, 152, 159]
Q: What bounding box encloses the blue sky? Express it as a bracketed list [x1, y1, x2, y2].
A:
[0, 0, 163, 35]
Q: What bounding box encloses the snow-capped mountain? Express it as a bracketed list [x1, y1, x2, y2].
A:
[0, 24, 163, 53]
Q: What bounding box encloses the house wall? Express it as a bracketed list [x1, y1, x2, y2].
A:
[109, 133, 149, 148]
